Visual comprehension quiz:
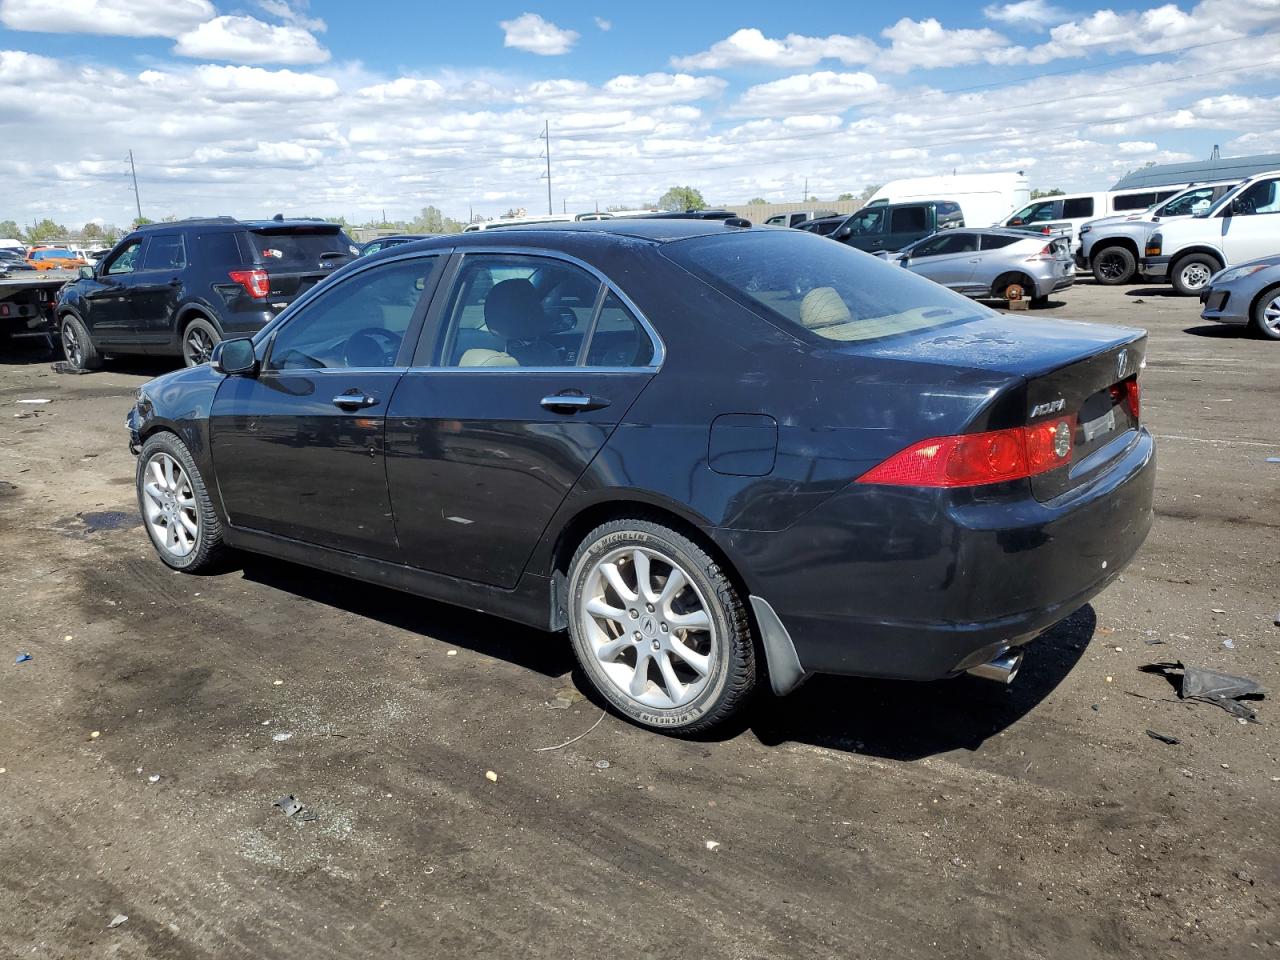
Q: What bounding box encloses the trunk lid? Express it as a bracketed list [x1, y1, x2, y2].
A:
[247, 225, 357, 304]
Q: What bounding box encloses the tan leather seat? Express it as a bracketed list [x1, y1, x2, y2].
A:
[458, 277, 560, 367]
[799, 286, 852, 330]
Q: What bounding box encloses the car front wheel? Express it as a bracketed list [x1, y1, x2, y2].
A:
[1092, 246, 1136, 285]
[567, 520, 757, 734]
[1251, 287, 1280, 340]
[1171, 254, 1220, 296]
[136, 432, 228, 572]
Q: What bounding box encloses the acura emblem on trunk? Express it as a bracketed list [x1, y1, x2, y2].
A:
[1030, 397, 1066, 418]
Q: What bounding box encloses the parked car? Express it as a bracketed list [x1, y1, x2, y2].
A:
[795, 215, 847, 236]
[56, 217, 358, 370]
[894, 228, 1074, 305]
[764, 210, 837, 228]
[28, 248, 87, 271]
[1198, 255, 1280, 340]
[359, 234, 436, 257]
[830, 200, 964, 254]
[1077, 181, 1240, 285]
[1142, 170, 1280, 295]
[999, 186, 1187, 253]
[125, 221, 1154, 734]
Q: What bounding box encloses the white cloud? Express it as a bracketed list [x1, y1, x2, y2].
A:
[499, 12, 579, 55]
[173, 15, 330, 64]
[982, 0, 1070, 28]
[672, 27, 877, 70]
[878, 17, 1014, 72]
[594, 16, 612, 31]
[0, 0, 213, 38]
[735, 71, 888, 115]
[256, 0, 326, 32]
[997, 3, 1244, 64]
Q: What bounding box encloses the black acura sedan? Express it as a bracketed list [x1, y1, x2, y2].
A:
[127, 220, 1154, 733]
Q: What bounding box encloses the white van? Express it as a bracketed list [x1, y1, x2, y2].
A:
[999, 186, 1188, 251]
[463, 214, 575, 232]
[866, 173, 1030, 231]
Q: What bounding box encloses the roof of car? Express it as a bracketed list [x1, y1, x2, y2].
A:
[133, 217, 343, 233]
[379, 218, 758, 253]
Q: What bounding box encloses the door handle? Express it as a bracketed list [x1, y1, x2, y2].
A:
[540, 393, 610, 413]
[332, 393, 378, 410]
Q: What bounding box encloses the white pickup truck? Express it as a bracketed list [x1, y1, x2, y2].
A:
[1141, 170, 1280, 295]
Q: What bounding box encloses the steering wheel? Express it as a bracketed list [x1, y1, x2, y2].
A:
[343, 326, 403, 367]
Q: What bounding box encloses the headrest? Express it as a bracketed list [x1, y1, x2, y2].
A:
[484, 278, 554, 341]
[799, 286, 852, 329]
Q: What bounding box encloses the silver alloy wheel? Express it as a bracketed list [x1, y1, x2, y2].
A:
[62, 320, 82, 367]
[1262, 295, 1280, 335]
[184, 326, 215, 365]
[580, 546, 715, 709]
[141, 452, 199, 557]
[1180, 261, 1212, 290]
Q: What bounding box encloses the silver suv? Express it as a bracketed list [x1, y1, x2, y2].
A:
[1077, 181, 1238, 285]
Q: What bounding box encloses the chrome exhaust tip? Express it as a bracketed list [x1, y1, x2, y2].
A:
[966, 649, 1023, 685]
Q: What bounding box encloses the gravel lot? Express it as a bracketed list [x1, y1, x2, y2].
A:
[1, 280, 1277, 959]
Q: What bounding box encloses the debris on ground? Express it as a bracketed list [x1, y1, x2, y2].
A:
[1211, 608, 1226, 614]
[50, 361, 90, 375]
[14, 653, 32, 664]
[1222, 638, 1235, 649]
[546, 685, 585, 709]
[533, 711, 607, 752]
[1143, 661, 1266, 720]
[1144, 637, 1165, 645]
[485, 770, 498, 783]
[705, 841, 720, 851]
[271, 732, 293, 742]
[148, 774, 160, 784]
[594, 760, 610, 769]
[1146, 730, 1181, 745]
[14, 398, 51, 405]
[89, 731, 100, 739]
[273, 794, 302, 817]
[107, 914, 128, 929]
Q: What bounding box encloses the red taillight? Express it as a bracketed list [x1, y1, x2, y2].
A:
[1109, 376, 1140, 420]
[1026, 243, 1054, 261]
[1040, 226, 1052, 235]
[228, 269, 269, 299]
[858, 416, 1075, 488]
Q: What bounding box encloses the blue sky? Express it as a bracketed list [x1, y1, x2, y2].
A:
[1, 0, 1278, 228]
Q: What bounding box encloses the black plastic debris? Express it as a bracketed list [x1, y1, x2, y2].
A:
[1143, 661, 1265, 721]
[273, 794, 302, 817]
[50, 361, 90, 375]
[1146, 729, 1180, 745]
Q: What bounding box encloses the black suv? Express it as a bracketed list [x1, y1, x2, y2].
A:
[56, 217, 357, 370]
[827, 201, 965, 254]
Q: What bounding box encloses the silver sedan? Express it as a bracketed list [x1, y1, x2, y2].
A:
[1199, 255, 1280, 340]
[893, 228, 1075, 306]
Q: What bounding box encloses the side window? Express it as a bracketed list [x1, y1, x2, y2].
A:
[843, 208, 886, 236]
[267, 257, 437, 371]
[1010, 201, 1057, 224]
[1063, 197, 1094, 218]
[980, 233, 1021, 250]
[105, 239, 144, 275]
[586, 292, 654, 367]
[440, 255, 600, 368]
[140, 233, 186, 271]
[1233, 179, 1280, 216]
[913, 233, 974, 257]
[1161, 188, 1215, 217]
[196, 231, 243, 264]
[1113, 192, 1157, 212]
[891, 206, 928, 233]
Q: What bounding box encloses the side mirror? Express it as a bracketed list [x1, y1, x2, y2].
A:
[835, 226, 852, 239]
[897, 256, 910, 266]
[213, 337, 258, 376]
[78, 265, 94, 280]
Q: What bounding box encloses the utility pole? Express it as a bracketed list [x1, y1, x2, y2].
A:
[803, 177, 807, 203]
[540, 120, 552, 215]
[128, 150, 142, 221]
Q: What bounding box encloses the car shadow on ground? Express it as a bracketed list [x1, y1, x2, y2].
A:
[1182, 323, 1245, 338]
[1125, 287, 1182, 299]
[0, 339, 177, 378]
[743, 605, 1096, 761]
[236, 556, 575, 678]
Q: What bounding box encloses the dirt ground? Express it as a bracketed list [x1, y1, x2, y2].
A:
[1, 280, 1277, 959]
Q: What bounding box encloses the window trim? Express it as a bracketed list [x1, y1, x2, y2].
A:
[408, 246, 664, 373]
[260, 251, 447, 374]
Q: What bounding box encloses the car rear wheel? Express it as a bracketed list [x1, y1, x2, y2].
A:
[181, 317, 221, 367]
[1092, 246, 1136, 285]
[1250, 287, 1280, 341]
[60, 313, 102, 371]
[567, 520, 756, 733]
[1171, 254, 1220, 296]
[136, 432, 227, 572]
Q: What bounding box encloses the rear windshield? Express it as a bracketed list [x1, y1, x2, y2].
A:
[247, 228, 357, 267]
[664, 230, 984, 342]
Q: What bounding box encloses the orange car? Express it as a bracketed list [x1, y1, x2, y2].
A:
[27, 248, 87, 270]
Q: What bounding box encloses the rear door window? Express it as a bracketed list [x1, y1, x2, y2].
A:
[140, 233, 186, 271]
[890, 205, 928, 233]
[585, 292, 654, 367]
[196, 231, 244, 265]
[1062, 197, 1095, 218]
[980, 233, 1021, 250]
[912, 233, 976, 257]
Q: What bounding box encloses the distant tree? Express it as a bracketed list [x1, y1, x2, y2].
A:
[1030, 188, 1065, 199]
[102, 225, 121, 244]
[807, 195, 819, 202]
[26, 219, 68, 242]
[658, 186, 706, 212]
[133, 216, 154, 227]
[82, 222, 103, 240]
[747, 196, 768, 205]
[837, 193, 855, 201]
[857, 184, 881, 204]
[410, 205, 445, 233]
[440, 217, 466, 234]
[0, 219, 21, 241]
[160, 214, 178, 223]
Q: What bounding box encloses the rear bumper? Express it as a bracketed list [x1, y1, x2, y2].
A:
[716, 428, 1155, 682]
[1140, 256, 1170, 279]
